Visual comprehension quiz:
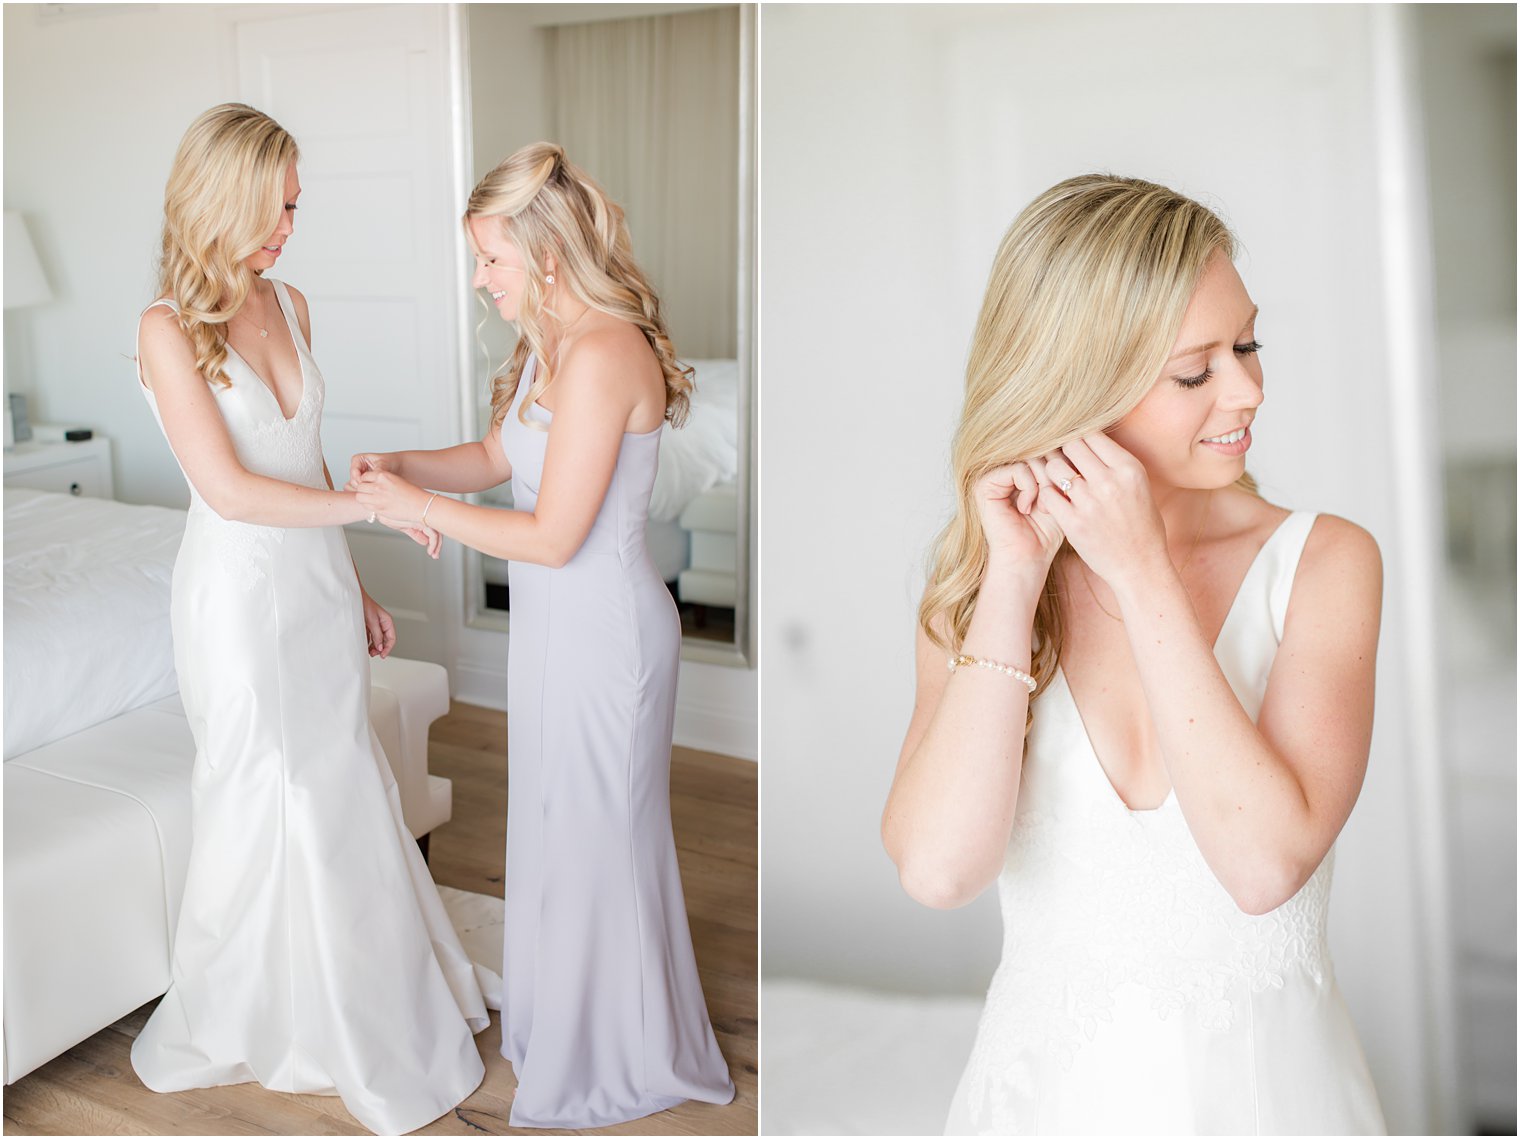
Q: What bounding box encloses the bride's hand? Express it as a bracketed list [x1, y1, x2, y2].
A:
[974, 462, 1064, 589]
[347, 451, 399, 491]
[1031, 433, 1167, 587]
[360, 589, 397, 658]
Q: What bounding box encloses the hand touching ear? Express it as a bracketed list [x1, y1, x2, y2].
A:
[1029, 433, 1167, 587]
[974, 462, 1064, 580]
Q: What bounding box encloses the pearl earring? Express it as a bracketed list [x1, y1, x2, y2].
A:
[545, 273, 555, 285]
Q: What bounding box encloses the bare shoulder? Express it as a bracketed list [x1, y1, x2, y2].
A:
[555, 320, 662, 432]
[1286, 513, 1383, 637]
[137, 303, 194, 363]
[1302, 513, 1382, 582]
[138, 301, 182, 336]
[282, 280, 309, 318]
[279, 280, 313, 343]
[558, 320, 656, 387]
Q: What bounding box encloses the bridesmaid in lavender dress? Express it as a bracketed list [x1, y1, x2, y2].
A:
[351, 143, 735, 1129]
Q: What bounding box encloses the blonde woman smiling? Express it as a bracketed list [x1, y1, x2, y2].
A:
[132, 103, 488, 1134]
[883, 176, 1387, 1134]
[352, 143, 735, 1129]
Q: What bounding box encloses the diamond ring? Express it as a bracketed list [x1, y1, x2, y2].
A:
[1057, 477, 1074, 494]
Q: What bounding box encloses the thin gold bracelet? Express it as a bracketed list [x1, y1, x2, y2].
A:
[421, 492, 440, 526]
[947, 653, 1037, 693]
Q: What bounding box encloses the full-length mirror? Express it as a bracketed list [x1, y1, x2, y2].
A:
[458, 3, 753, 664]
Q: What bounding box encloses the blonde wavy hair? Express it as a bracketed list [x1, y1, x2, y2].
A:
[467, 142, 692, 430]
[156, 103, 299, 390]
[921, 174, 1256, 728]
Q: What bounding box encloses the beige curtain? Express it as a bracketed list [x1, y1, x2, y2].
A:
[547, 7, 740, 359]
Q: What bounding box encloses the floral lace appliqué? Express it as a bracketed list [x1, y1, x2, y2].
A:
[960, 801, 1334, 1134]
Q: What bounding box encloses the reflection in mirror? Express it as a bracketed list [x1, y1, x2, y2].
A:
[463, 5, 747, 656]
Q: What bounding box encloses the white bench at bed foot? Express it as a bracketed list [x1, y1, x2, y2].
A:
[1, 656, 452, 1086]
[678, 480, 738, 608]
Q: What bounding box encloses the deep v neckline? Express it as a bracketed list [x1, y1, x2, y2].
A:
[1058, 512, 1299, 815]
[225, 283, 307, 422]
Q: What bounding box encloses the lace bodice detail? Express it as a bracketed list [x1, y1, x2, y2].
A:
[957, 512, 1339, 1131]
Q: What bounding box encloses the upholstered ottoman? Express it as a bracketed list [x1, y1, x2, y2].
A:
[2, 657, 451, 1084]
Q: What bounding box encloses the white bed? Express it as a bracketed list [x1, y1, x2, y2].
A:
[761, 978, 983, 1136]
[4, 488, 182, 758]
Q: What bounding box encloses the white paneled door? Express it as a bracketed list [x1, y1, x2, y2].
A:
[237, 4, 460, 665]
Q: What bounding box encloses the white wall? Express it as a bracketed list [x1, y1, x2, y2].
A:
[760, 5, 1463, 1133]
[2, 2, 346, 507]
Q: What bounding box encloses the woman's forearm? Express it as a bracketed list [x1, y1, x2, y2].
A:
[417, 494, 571, 567]
[211, 472, 368, 528]
[392, 442, 504, 494]
[884, 570, 1042, 908]
[1111, 564, 1312, 911]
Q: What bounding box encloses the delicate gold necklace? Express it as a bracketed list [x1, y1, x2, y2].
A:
[1078, 489, 1213, 622]
[235, 288, 270, 339]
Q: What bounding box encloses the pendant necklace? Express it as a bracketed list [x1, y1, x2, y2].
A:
[237, 289, 269, 338]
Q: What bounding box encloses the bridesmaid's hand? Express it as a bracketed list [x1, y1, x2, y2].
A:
[348, 451, 400, 491]
[360, 589, 397, 658]
[1032, 433, 1168, 588]
[355, 470, 429, 525]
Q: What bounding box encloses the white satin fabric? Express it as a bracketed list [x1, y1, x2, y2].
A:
[946, 512, 1387, 1136]
[130, 283, 490, 1135]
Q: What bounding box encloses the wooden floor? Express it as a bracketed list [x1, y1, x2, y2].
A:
[3, 702, 758, 1137]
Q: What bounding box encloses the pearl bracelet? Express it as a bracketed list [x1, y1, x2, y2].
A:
[947, 653, 1037, 693]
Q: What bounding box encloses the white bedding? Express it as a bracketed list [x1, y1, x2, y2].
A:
[4, 489, 184, 758]
[761, 978, 982, 1136]
[650, 358, 739, 523]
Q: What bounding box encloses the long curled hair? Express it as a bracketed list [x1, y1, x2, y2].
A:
[155, 103, 298, 390]
[467, 142, 692, 430]
[921, 175, 1255, 731]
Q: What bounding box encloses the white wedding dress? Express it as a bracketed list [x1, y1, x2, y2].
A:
[945, 512, 1387, 1135]
[130, 282, 490, 1135]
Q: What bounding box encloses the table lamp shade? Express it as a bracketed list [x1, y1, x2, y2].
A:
[5, 211, 53, 309]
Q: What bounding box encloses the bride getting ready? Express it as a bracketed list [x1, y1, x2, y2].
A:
[131, 102, 489, 1135]
[883, 175, 1387, 1135]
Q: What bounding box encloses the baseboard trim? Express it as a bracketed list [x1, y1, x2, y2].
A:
[452, 658, 507, 712]
[675, 694, 757, 761]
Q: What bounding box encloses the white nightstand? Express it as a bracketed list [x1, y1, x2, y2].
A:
[4, 435, 115, 499]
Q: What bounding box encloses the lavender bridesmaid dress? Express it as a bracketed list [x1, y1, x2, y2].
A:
[497, 355, 735, 1128]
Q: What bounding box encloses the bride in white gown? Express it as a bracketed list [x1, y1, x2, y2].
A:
[130, 103, 489, 1135]
[884, 175, 1387, 1135]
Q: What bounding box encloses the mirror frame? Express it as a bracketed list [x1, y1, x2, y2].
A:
[450, 2, 756, 669]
